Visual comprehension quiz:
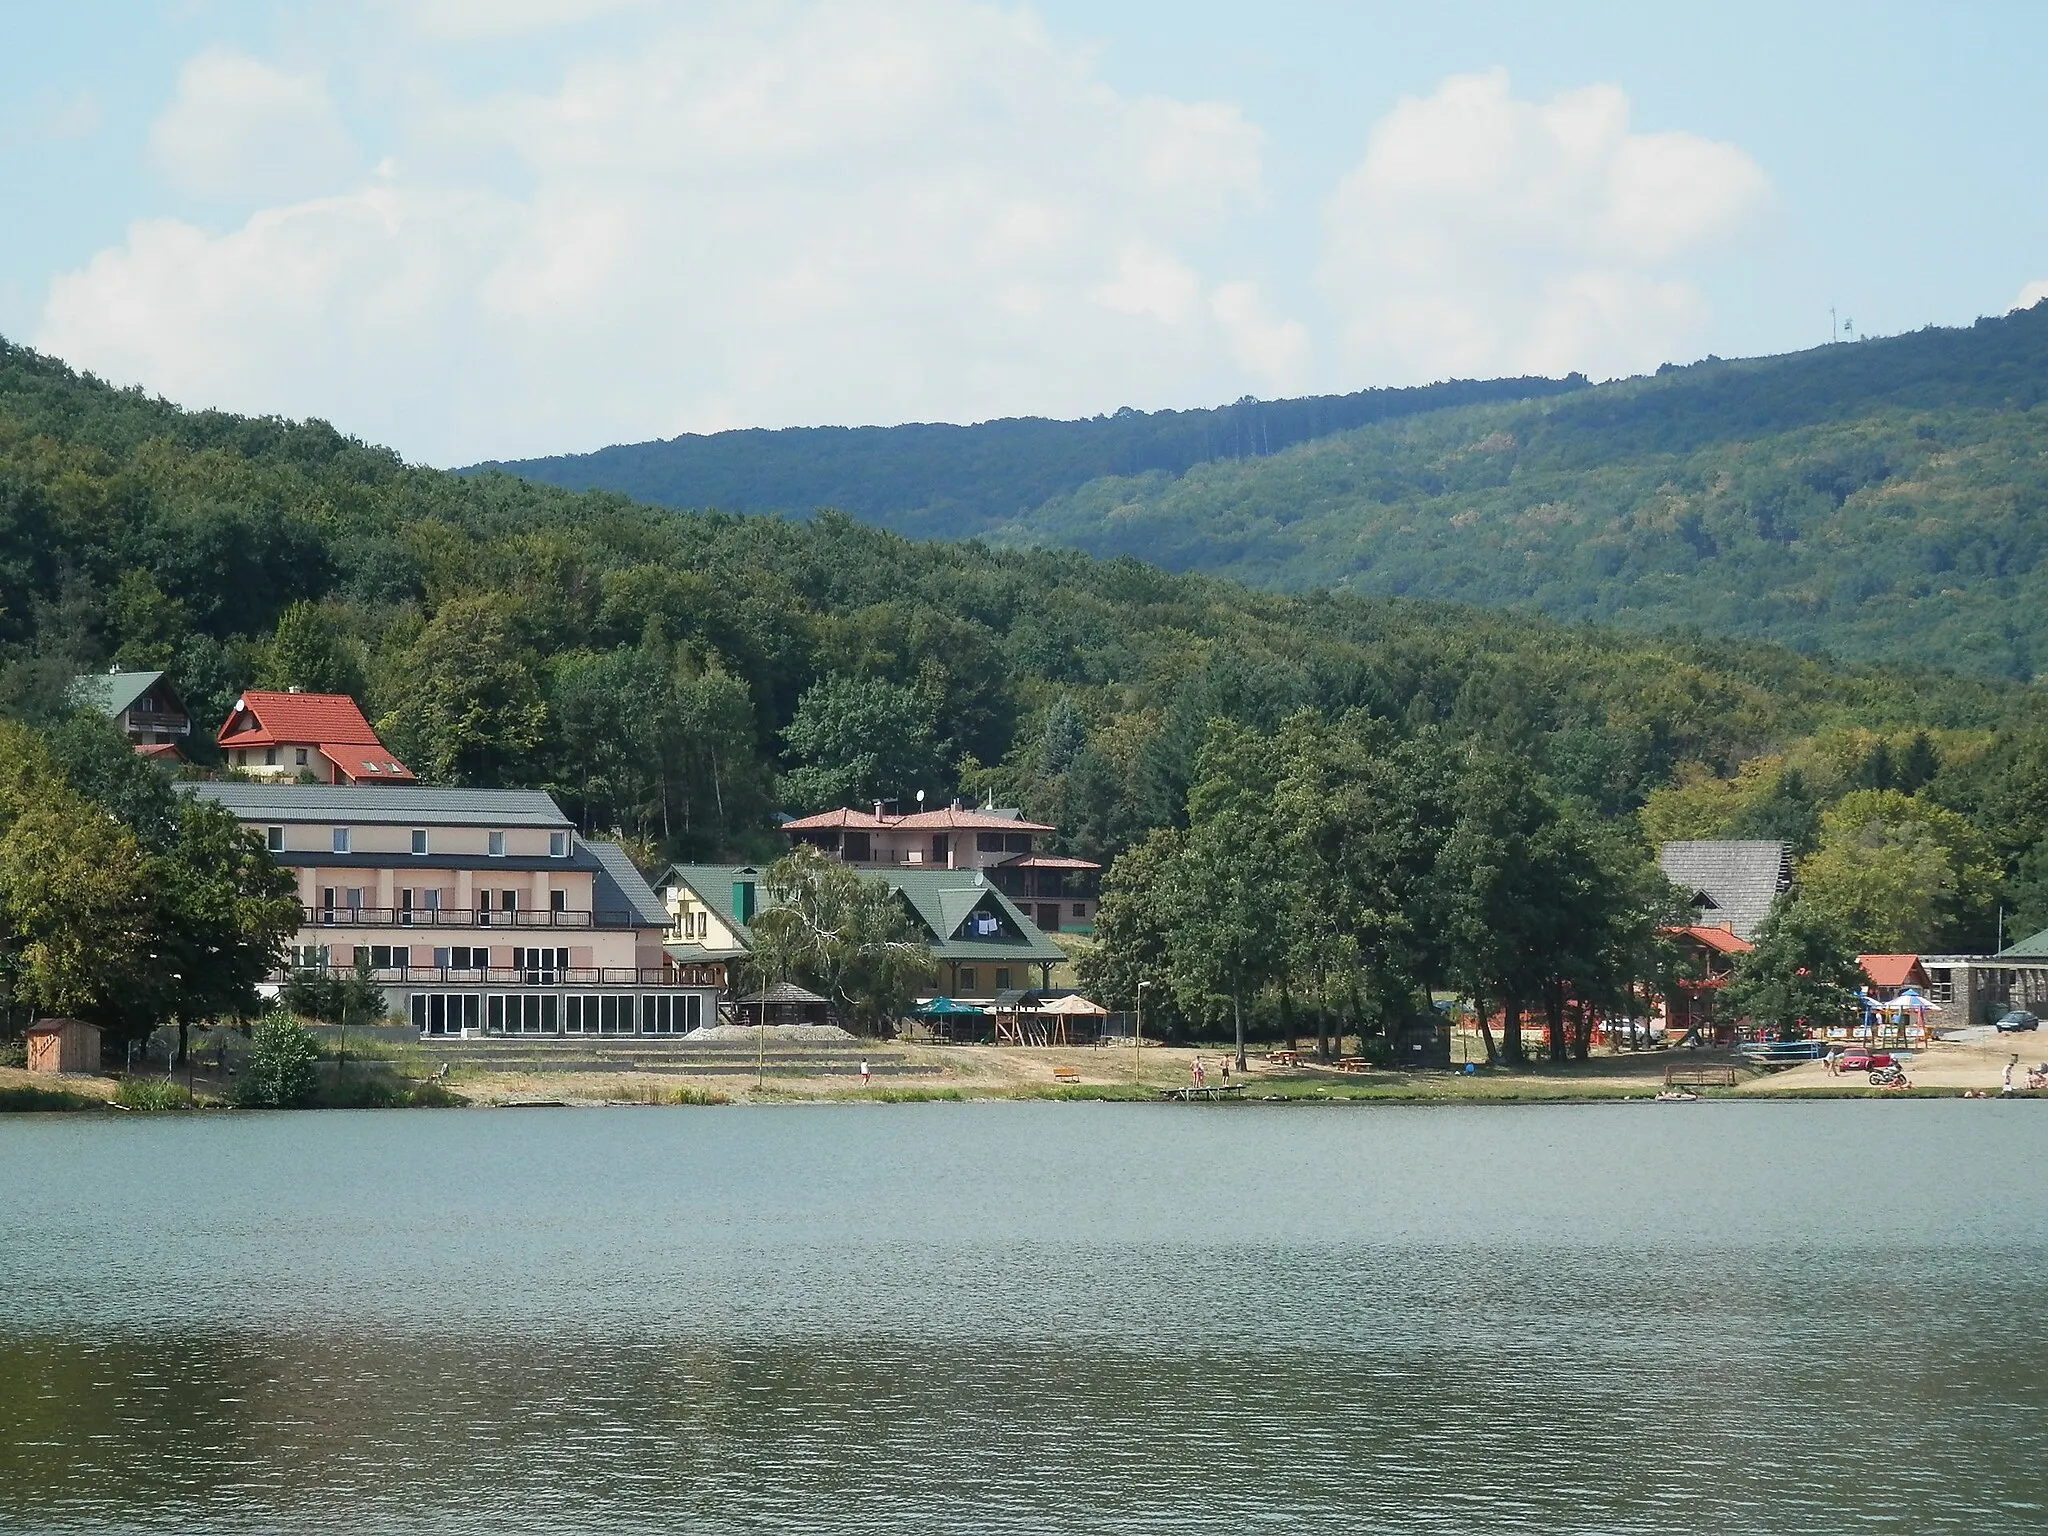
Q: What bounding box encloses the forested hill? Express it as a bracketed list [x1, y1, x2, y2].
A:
[485, 304, 2048, 681]
[468, 373, 1586, 540]
[15, 330, 2048, 953]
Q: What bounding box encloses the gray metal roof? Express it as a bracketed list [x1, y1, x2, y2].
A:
[182, 782, 572, 828]
[584, 839, 669, 927]
[1657, 840, 1791, 942]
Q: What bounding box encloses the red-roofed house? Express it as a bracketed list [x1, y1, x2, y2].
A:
[1857, 954, 1931, 999]
[1658, 923, 1756, 1043]
[217, 690, 416, 785]
[783, 803, 1099, 931]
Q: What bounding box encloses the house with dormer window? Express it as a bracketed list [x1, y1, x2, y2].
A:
[216, 689, 416, 785]
[651, 862, 1068, 1007]
[69, 669, 191, 759]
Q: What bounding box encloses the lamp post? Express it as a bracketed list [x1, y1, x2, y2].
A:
[1134, 979, 1152, 1087]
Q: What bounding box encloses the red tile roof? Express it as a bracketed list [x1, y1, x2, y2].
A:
[217, 691, 414, 782]
[1858, 954, 1928, 989]
[1665, 925, 1754, 955]
[220, 691, 385, 747]
[1004, 853, 1101, 870]
[783, 806, 1055, 833]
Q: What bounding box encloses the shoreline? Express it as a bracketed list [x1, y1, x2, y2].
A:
[5, 1035, 2040, 1112]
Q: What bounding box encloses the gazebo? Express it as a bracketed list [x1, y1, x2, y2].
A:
[736, 982, 832, 1027]
[912, 995, 988, 1043]
[993, 990, 1107, 1046]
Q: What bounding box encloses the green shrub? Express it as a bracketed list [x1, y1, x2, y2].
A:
[113, 1076, 193, 1111]
[235, 1015, 321, 1108]
[0, 1084, 98, 1112]
[668, 1086, 731, 1105]
[0, 1038, 26, 1069]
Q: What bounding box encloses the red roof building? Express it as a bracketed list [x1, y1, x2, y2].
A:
[1858, 954, 1931, 996]
[217, 691, 415, 785]
[783, 803, 1098, 932]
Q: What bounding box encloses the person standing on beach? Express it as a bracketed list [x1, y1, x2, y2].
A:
[2003, 1055, 2017, 1096]
[1191, 1056, 1206, 1088]
[860, 1058, 871, 1087]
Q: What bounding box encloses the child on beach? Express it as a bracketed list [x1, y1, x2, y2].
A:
[860, 1059, 871, 1087]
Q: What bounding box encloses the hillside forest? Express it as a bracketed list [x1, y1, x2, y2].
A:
[9, 335, 2048, 1043]
[499, 303, 2048, 683]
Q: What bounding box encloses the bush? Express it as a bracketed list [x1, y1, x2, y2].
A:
[235, 1015, 321, 1108]
[0, 1038, 26, 1069]
[113, 1076, 193, 1111]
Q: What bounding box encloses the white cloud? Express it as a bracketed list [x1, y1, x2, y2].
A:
[1319, 68, 1768, 383]
[2014, 278, 2048, 311]
[46, 91, 101, 141]
[148, 49, 356, 202]
[397, 0, 650, 40]
[45, 1, 1296, 463]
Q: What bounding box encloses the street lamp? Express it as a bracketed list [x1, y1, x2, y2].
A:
[1134, 979, 1152, 1087]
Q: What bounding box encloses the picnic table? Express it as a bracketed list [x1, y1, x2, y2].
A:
[1334, 1057, 1373, 1074]
[1265, 1049, 1300, 1066]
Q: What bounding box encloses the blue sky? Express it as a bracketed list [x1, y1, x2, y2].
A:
[2, 1, 2042, 465]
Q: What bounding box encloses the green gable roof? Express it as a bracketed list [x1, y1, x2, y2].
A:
[1998, 927, 2048, 959]
[69, 669, 171, 720]
[650, 863, 1063, 965]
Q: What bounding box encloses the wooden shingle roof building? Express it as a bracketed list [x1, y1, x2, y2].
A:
[1656, 840, 1792, 941]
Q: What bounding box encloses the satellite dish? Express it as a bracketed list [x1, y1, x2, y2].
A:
[916, 789, 926, 805]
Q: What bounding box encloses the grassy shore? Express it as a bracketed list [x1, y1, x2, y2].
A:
[5, 1034, 2041, 1112]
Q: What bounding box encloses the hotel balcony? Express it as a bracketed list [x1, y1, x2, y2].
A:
[299, 905, 643, 930]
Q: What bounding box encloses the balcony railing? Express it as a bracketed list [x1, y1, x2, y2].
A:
[300, 906, 644, 930]
[124, 711, 191, 736]
[276, 964, 723, 988]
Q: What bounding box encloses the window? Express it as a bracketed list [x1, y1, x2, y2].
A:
[266, 825, 285, 852]
[264, 747, 280, 767]
[959, 968, 977, 991]
[976, 832, 1004, 852]
[1073, 902, 1087, 917]
[549, 832, 568, 857]
[501, 890, 517, 913]
[368, 945, 408, 970]
[550, 889, 566, 913]
[488, 831, 506, 856]
[292, 944, 329, 970]
[995, 968, 1011, 990]
[411, 829, 428, 855]
[346, 887, 366, 911]
[296, 747, 309, 767]
[1004, 833, 1033, 853]
[332, 827, 351, 853]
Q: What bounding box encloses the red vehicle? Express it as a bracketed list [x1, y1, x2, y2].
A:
[1835, 1049, 1896, 1073]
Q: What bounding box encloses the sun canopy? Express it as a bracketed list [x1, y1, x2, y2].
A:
[914, 996, 987, 1017]
[1035, 994, 1108, 1016]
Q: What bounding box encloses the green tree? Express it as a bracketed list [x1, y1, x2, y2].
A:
[1718, 901, 1863, 1036]
[780, 674, 948, 813]
[1079, 826, 1185, 1030]
[262, 600, 364, 697]
[376, 595, 549, 785]
[749, 846, 934, 1034]
[144, 798, 301, 1063]
[1796, 789, 2000, 951]
[235, 1012, 321, 1108]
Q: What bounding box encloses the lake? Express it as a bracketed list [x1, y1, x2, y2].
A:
[2, 1101, 2044, 1533]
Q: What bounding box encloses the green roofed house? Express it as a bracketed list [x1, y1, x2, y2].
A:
[68, 669, 191, 760]
[651, 863, 1068, 1004]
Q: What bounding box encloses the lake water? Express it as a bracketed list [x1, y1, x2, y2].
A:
[2, 1101, 2044, 1534]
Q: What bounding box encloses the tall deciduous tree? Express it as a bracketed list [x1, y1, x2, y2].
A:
[750, 846, 934, 1035]
[1718, 901, 1863, 1037]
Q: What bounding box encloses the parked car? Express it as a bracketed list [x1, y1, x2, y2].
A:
[1995, 1010, 2040, 1033]
[1837, 1049, 1896, 1073]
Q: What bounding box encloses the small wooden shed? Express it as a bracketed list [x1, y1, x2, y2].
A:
[26, 1017, 102, 1075]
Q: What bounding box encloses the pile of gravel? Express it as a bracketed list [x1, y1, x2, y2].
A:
[681, 1022, 857, 1042]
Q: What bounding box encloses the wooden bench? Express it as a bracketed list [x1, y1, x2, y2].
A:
[1265, 1049, 1300, 1066]
[1051, 1065, 1081, 1084]
[1664, 1064, 1738, 1088]
[1335, 1057, 1373, 1074]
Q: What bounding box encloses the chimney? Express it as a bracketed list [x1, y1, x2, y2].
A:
[873, 800, 884, 821]
[287, 685, 305, 694]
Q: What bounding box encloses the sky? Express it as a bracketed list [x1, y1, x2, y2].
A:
[1, 1, 2044, 467]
